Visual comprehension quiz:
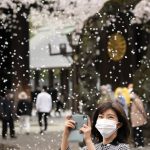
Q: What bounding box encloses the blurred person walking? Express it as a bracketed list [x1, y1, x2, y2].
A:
[97, 85, 112, 104]
[31, 86, 41, 104]
[49, 84, 59, 112]
[17, 91, 32, 135]
[55, 94, 64, 117]
[36, 86, 52, 134]
[115, 87, 128, 117]
[128, 83, 133, 94]
[130, 90, 147, 148]
[0, 91, 17, 139]
[106, 84, 115, 101]
[0, 95, 3, 119]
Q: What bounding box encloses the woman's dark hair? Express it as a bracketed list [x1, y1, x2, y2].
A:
[91, 100, 130, 144]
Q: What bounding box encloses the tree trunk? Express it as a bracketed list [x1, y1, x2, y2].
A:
[10, 5, 30, 99]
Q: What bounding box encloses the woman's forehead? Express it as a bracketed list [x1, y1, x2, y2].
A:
[99, 108, 117, 116]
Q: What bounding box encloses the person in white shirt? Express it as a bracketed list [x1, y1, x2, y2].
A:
[36, 86, 52, 134]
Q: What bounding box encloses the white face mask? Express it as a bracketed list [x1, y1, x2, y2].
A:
[95, 119, 118, 138]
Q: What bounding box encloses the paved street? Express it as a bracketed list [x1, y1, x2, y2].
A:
[0, 111, 150, 150]
[0, 110, 67, 150]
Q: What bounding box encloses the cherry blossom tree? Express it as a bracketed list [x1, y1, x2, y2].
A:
[132, 0, 150, 24]
[131, 0, 150, 32]
[0, 0, 109, 102]
[0, 0, 150, 110]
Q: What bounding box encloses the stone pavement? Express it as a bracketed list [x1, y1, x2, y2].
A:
[0, 110, 68, 150]
[0, 110, 150, 150]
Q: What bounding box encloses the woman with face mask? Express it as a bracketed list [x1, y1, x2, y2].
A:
[61, 100, 130, 150]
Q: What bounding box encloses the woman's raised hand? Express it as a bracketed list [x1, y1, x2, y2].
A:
[80, 118, 92, 143]
[63, 115, 75, 137]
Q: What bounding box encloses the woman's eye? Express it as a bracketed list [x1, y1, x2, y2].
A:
[108, 116, 114, 119]
[98, 115, 103, 118]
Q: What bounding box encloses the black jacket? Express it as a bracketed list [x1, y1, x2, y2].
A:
[0, 96, 3, 119]
[0, 97, 16, 120]
[17, 99, 32, 116]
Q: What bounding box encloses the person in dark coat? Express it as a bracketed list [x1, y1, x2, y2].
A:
[1, 92, 17, 139]
[55, 94, 64, 117]
[49, 86, 58, 108]
[31, 87, 41, 104]
[0, 95, 3, 120]
[17, 91, 32, 135]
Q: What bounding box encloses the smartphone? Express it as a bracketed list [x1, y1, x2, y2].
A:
[68, 114, 88, 142]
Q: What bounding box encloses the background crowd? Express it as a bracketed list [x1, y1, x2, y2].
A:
[0, 83, 149, 148]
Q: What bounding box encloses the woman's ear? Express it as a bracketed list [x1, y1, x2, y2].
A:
[117, 122, 122, 129]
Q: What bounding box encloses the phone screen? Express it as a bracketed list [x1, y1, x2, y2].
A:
[72, 115, 88, 129]
[68, 114, 88, 142]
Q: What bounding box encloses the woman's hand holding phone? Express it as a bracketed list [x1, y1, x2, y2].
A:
[80, 119, 95, 150]
[61, 116, 75, 150]
[80, 118, 92, 143]
[63, 115, 75, 137]
[61, 115, 95, 150]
